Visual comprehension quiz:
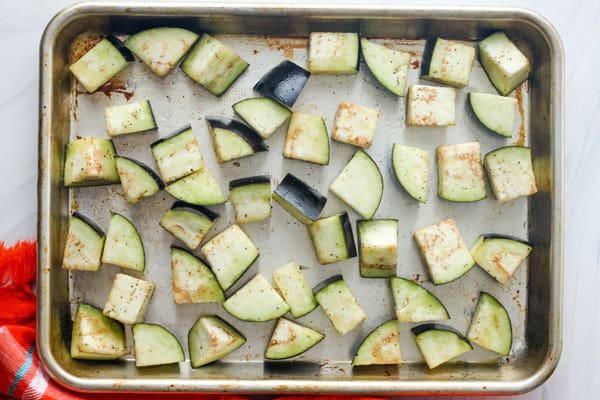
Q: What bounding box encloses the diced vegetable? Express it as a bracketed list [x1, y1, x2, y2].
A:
[332, 102, 381, 148]
[229, 176, 271, 224]
[105, 100, 156, 136]
[170, 247, 224, 304]
[437, 142, 487, 202]
[103, 273, 155, 325]
[471, 234, 532, 284]
[200, 224, 259, 291]
[360, 38, 411, 96]
[132, 323, 185, 367]
[479, 32, 530, 96]
[329, 150, 383, 219]
[406, 85, 456, 126]
[62, 213, 105, 271]
[151, 125, 204, 184]
[283, 112, 330, 165]
[181, 33, 248, 96]
[223, 274, 290, 322]
[412, 324, 473, 369]
[233, 97, 292, 139]
[253, 60, 310, 108]
[265, 318, 324, 360]
[314, 276, 366, 335]
[421, 37, 475, 88]
[115, 156, 163, 204]
[352, 320, 401, 366]
[469, 92, 517, 137]
[484, 146, 537, 202]
[125, 27, 198, 77]
[272, 261, 317, 318]
[63, 137, 119, 187]
[307, 212, 356, 265]
[188, 315, 246, 368]
[272, 173, 327, 224]
[390, 277, 449, 322]
[69, 36, 133, 93]
[159, 202, 219, 250]
[71, 303, 126, 360]
[308, 32, 359, 74]
[413, 219, 475, 285]
[467, 292, 512, 356]
[392, 144, 429, 203]
[206, 117, 268, 163]
[357, 219, 398, 278]
[101, 212, 145, 271]
[164, 168, 227, 206]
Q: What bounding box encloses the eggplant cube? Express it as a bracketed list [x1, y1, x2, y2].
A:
[332, 102, 381, 148]
[62, 214, 105, 271]
[406, 85, 456, 127]
[314, 276, 366, 335]
[253, 60, 310, 108]
[151, 126, 204, 184]
[484, 146, 537, 202]
[229, 176, 272, 224]
[283, 112, 330, 165]
[479, 32, 530, 96]
[200, 224, 259, 291]
[414, 219, 475, 285]
[307, 213, 356, 265]
[357, 219, 398, 278]
[308, 32, 359, 74]
[63, 137, 119, 187]
[181, 34, 248, 96]
[421, 37, 475, 88]
[69, 37, 132, 93]
[437, 142, 487, 202]
[272, 173, 327, 224]
[103, 273, 155, 324]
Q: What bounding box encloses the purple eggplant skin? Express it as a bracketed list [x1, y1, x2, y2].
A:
[229, 175, 270, 190]
[411, 323, 469, 342]
[150, 125, 192, 148]
[478, 233, 533, 247]
[107, 34, 134, 62]
[339, 212, 357, 259]
[274, 173, 327, 222]
[71, 212, 105, 237]
[169, 201, 220, 222]
[253, 60, 311, 108]
[205, 117, 268, 153]
[115, 156, 164, 190]
[312, 274, 344, 295]
[419, 36, 438, 78]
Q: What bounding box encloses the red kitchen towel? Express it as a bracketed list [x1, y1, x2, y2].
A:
[0, 241, 386, 400]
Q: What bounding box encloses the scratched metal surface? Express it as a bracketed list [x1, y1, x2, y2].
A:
[37, 3, 563, 394]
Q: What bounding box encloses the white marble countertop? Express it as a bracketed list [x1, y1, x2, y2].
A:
[1, 0, 590, 398]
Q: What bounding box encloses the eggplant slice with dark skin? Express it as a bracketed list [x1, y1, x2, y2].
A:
[253, 60, 311, 108]
[206, 117, 268, 163]
[272, 173, 327, 224]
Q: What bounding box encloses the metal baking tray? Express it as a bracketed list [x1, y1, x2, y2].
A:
[37, 2, 564, 395]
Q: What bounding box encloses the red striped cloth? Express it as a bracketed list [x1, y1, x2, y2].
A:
[0, 241, 385, 400]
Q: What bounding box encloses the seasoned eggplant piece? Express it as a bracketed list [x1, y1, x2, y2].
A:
[71, 303, 126, 360]
[159, 202, 219, 250]
[132, 323, 185, 367]
[314, 275, 366, 335]
[308, 32, 359, 74]
[265, 318, 324, 360]
[125, 27, 198, 77]
[412, 323, 473, 369]
[471, 234, 532, 284]
[164, 168, 227, 206]
[188, 315, 246, 368]
[62, 213, 105, 272]
[479, 32, 530, 96]
[69, 35, 133, 93]
[352, 320, 401, 366]
[151, 125, 204, 184]
[421, 37, 475, 88]
[484, 146, 537, 202]
[229, 175, 271, 224]
[63, 137, 119, 187]
[181, 33, 248, 96]
[206, 117, 268, 163]
[223, 274, 290, 322]
[170, 247, 224, 304]
[307, 212, 356, 265]
[254, 60, 310, 107]
[360, 37, 411, 96]
[114, 156, 163, 204]
[232, 97, 292, 139]
[272, 173, 327, 224]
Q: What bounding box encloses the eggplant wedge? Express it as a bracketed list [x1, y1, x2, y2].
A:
[159, 201, 219, 250]
[265, 318, 324, 360]
[272, 173, 327, 224]
[307, 212, 356, 265]
[254, 60, 310, 108]
[206, 117, 268, 163]
[229, 175, 272, 224]
[412, 323, 472, 369]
